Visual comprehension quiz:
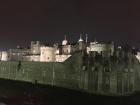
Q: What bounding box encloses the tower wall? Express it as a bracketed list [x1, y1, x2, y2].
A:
[40, 46, 55, 62]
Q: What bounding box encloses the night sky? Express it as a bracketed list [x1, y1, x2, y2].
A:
[0, 0, 140, 49]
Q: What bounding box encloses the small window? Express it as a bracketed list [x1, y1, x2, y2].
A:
[91, 67, 94, 71]
[82, 66, 86, 71]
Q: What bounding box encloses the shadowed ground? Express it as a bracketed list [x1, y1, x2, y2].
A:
[0, 79, 139, 105]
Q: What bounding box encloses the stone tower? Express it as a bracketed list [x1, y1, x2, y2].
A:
[31, 41, 40, 55]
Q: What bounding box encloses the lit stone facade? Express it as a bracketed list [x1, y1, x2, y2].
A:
[89, 41, 114, 55]
[1, 51, 9, 61]
[0, 36, 140, 96]
[8, 48, 30, 61]
[136, 52, 140, 62]
[61, 45, 71, 54]
[0, 37, 125, 63]
[0, 49, 138, 96]
[40, 46, 55, 62]
[86, 47, 90, 54]
[31, 41, 40, 55]
[55, 55, 71, 62]
[23, 55, 40, 61]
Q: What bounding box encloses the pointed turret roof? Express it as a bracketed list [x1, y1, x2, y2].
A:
[78, 34, 83, 42]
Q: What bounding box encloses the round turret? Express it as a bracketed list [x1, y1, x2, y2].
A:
[62, 35, 68, 45]
[62, 40, 68, 45]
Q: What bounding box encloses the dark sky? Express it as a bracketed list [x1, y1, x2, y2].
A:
[0, 0, 140, 49]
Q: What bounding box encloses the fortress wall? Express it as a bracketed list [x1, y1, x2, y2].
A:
[0, 52, 85, 93]
[0, 61, 78, 89]
[0, 51, 139, 95]
[90, 43, 114, 54]
[86, 52, 140, 95]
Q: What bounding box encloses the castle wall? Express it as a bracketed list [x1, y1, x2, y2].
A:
[0, 61, 78, 90]
[40, 47, 55, 62]
[89, 42, 114, 55]
[55, 55, 71, 62]
[0, 51, 139, 96]
[8, 49, 31, 61]
[31, 41, 40, 55]
[136, 52, 140, 62]
[23, 55, 40, 61]
[61, 45, 71, 54]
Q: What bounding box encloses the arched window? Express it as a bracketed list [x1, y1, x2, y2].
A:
[82, 65, 86, 71]
[47, 57, 49, 60]
[91, 67, 94, 72]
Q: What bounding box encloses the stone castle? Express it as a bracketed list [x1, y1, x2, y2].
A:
[0, 35, 116, 62]
[0, 35, 139, 95]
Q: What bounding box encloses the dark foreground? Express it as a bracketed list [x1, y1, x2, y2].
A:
[0, 79, 139, 105]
